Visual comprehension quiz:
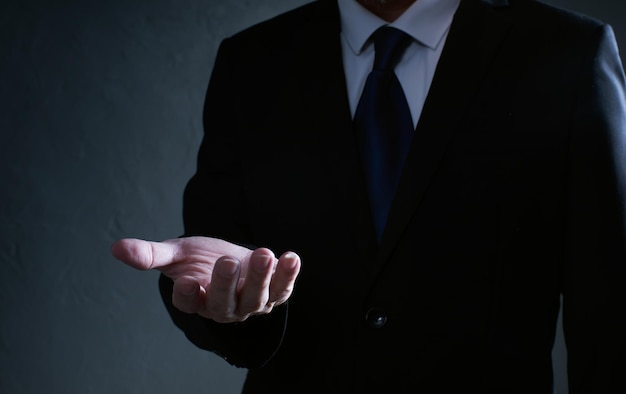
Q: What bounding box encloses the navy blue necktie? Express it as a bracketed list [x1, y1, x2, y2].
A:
[354, 26, 414, 240]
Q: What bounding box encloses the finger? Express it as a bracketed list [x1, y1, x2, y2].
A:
[268, 251, 301, 306]
[236, 248, 275, 315]
[172, 276, 207, 314]
[202, 256, 241, 322]
[111, 238, 178, 270]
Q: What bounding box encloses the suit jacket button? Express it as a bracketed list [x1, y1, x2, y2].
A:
[365, 308, 387, 329]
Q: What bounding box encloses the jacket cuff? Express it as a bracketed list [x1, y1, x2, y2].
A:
[158, 273, 288, 368]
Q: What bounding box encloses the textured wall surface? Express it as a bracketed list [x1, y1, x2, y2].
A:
[0, 1, 623, 393]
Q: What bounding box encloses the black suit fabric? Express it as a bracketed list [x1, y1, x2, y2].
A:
[160, 0, 626, 392]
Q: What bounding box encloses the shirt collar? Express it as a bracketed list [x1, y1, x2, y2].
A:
[338, 0, 461, 54]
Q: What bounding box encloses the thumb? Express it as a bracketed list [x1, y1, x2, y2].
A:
[111, 238, 177, 270]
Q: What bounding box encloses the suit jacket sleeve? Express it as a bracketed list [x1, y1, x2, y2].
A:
[158, 37, 289, 369]
[563, 24, 626, 392]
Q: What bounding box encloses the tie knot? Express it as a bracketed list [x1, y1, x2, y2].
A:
[372, 26, 412, 71]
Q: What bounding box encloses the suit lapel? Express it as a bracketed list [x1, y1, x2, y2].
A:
[377, 0, 514, 266]
[294, 0, 379, 268]
[286, 0, 514, 278]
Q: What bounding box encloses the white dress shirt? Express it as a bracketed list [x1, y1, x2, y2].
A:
[338, 0, 461, 128]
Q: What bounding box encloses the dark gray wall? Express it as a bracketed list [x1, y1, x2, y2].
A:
[0, 1, 623, 393]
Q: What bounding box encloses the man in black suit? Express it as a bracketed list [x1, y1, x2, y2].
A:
[112, 0, 626, 392]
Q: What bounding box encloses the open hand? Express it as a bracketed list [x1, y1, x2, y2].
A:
[111, 236, 301, 323]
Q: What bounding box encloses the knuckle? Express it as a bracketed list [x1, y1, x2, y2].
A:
[240, 299, 266, 313]
[172, 294, 197, 312]
[206, 303, 234, 317]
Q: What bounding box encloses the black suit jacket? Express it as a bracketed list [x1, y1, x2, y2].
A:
[160, 0, 626, 392]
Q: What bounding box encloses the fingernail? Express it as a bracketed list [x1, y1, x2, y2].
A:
[283, 252, 299, 269]
[219, 258, 239, 277]
[252, 255, 271, 273]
